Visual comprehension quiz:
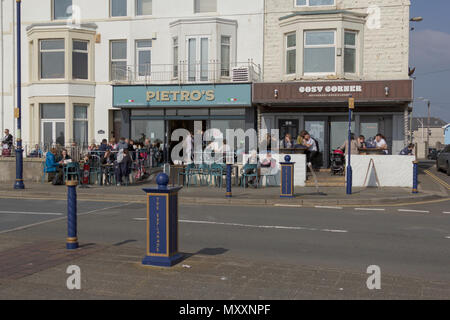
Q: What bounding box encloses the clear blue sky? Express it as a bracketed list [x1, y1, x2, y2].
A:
[410, 0, 450, 122]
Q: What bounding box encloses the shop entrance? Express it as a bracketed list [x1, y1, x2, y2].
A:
[168, 120, 207, 164]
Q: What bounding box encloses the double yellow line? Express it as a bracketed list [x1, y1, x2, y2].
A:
[424, 170, 450, 190]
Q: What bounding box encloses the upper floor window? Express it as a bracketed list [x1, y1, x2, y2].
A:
[111, 0, 127, 17]
[221, 36, 231, 77]
[304, 30, 335, 74]
[110, 40, 127, 80]
[136, 40, 152, 77]
[40, 39, 65, 79]
[344, 31, 357, 74]
[295, 0, 334, 6]
[173, 37, 179, 78]
[285, 33, 296, 75]
[72, 40, 89, 80]
[136, 0, 152, 16]
[194, 0, 217, 13]
[53, 0, 72, 20]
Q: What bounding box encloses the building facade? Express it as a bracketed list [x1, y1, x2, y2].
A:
[255, 0, 413, 167]
[0, 0, 264, 152]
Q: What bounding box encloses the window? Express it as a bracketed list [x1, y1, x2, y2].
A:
[221, 36, 231, 77]
[136, 40, 152, 77]
[194, 0, 217, 13]
[295, 0, 334, 6]
[41, 103, 65, 147]
[40, 39, 65, 79]
[73, 105, 88, 147]
[173, 37, 179, 78]
[188, 37, 209, 82]
[53, 0, 72, 20]
[111, 0, 127, 17]
[304, 30, 335, 74]
[344, 31, 356, 74]
[136, 0, 152, 15]
[72, 40, 88, 80]
[110, 40, 127, 80]
[285, 33, 296, 75]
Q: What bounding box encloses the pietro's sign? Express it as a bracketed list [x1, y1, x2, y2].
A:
[146, 89, 215, 102]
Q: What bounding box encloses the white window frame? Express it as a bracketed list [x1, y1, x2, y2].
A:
[186, 36, 210, 82]
[194, 0, 217, 13]
[72, 40, 89, 80]
[73, 104, 89, 147]
[39, 39, 66, 80]
[344, 30, 357, 75]
[135, 0, 152, 16]
[285, 32, 297, 75]
[173, 37, 179, 79]
[40, 103, 66, 147]
[294, 0, 335, 7]
[220, 36, 231, 78]
[110, 0, 128, 17]
[52, 0, 73, 20]
[303, 30, 336, 76]
[135, 39, 152, 80]
[110, 40, 128, 81]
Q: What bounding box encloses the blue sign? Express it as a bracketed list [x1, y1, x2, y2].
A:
[113, 83, 252, 107]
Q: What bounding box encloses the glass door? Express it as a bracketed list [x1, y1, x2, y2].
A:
[41, 121, 65, 148]
[187, 36, 209, 82]
[305, 117, 328, 168]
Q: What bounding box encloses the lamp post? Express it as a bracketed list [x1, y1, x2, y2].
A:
[346, 96, 355, 195]
[14, 0, 24, 190]
[418, 97, 431, 156]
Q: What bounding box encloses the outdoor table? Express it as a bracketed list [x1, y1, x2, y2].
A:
[279, 148, 307, 154]
[358, 148, 387, 155]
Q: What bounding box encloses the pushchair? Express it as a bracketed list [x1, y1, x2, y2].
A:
[330, 149, 345, 175]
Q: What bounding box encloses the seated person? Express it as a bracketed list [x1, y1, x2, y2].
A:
[45, 148, 60, 182]
[400, 143, 415, 155]
[375, 134, 389, 154]
[243, 150, 260, 188]
[59, 149, 72, 164]
[280, 133, 294, 149]
[303, 133, 319, 166]
[29, 144, 43, 158]
[357, 135, 367, 149]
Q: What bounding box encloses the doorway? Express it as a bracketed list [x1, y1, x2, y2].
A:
[304, 117, 328, 168]
[279, 119, 299, 140]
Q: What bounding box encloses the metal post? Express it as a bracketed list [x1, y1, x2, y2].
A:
[346, 97, 353, 195]
[412, 161, 419, 194]
[226, 163, 232, 198]
[427, 100, 431, 151]
[66, 181, 79, 249]
[14, 0, 24, 190]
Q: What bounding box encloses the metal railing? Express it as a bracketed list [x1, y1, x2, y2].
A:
[111, 60, 261, 84]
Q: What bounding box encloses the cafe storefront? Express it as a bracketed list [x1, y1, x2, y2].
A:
[112, 83, 255, 163]
[253, 80, 413, 168]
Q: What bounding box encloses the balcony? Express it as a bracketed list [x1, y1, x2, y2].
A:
[110, 60, 261, 85]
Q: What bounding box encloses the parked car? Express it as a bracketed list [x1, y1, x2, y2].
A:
[436, 145, 450, 175]
[428, 148, 439, 160]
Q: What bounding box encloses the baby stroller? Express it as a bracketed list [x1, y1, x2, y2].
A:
[330, 149, 345, 176]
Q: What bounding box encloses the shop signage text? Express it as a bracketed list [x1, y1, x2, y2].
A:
[146, 89, 215, 102]
[299, 85, 362, 94]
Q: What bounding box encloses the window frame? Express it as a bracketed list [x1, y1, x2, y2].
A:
[194, 0, 217, 14]
[285, 32, 297, 75]
[173, 37, 179, 78]
[73, 104, 89, 147]
[110, 0, 128, 17]
[294, 0, 335, 7]
[135, 39, 152, 78]
[220, 35, 231, 78]
[72, 39, 89, 80]
[39, 39, 66, 80]
[110, 40, 128, 81]
[52, 0, 73, 21]
[303, 29, 336, 76]
[135, 0, 153, 16]
[344, 30, 357, 75]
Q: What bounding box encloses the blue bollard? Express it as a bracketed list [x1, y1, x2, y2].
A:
[412, 161, 419, 194]
[280, 155, 295, 198]
[66, 180, 79, 250]
[142, 173, 183, 267]
[226, 163, 232, 198]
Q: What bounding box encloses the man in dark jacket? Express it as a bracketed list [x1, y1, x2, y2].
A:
[2, 129, 13, 150]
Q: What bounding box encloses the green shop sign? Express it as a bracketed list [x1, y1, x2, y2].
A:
[113, 84, 252, 108]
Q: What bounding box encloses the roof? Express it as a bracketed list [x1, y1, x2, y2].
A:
[411, 117, 448, 131]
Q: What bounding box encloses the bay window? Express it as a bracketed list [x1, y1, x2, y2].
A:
[72, 40, 89, 80]
[285, 33, 296, 75]
[73, 105, 88, 147]
[344, 31, 357, 74]
[40, 39, 65, 79]
[221, 36, 231, 77]
[173, 37, 179, 78]
[304, 30, 335, 74]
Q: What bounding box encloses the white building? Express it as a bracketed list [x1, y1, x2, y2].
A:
[0, 0, 264, 150]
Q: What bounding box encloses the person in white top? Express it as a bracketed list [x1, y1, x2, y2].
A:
[375, 133, 388, 154]
[303, 132, 319, 166]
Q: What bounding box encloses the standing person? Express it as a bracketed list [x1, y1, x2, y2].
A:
[115, 149, 132, 186]
[303, 132, 319, 166]
[117, 137, 128, 151]
[183, 131, 193, 164]
[280, 133, 294, 149]
[98, 139, 110, 152]
[339, 133, 359, 155]
[2, 129, 13, 150]
[375, 133, 388, 154]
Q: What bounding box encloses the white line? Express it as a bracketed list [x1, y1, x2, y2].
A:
[446, 236, 450, 239]
[315, 206, 343, 210]
[0, 211, 63, 216]
[354, 208, 386, 212]
[443, 212, 450, 215]
[398, 209, 430, 214]
[133, 218, 146, 221]
[274, 204, 303, 208]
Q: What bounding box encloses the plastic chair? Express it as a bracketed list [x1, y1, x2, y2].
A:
[178, 163, 197, 187]
[210, 163, 225, 188]
[197, 163, 210, 185]
[241, 163, 259, 189]
[63, 162, 81, 183]
[89, 155, 102, 184]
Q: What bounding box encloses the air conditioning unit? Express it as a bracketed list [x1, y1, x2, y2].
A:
[231, 66, 257, 82]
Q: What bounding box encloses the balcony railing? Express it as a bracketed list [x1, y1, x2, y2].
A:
[111, 60, 261, 84]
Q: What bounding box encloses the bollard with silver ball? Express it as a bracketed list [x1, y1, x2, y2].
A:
[412, 160, 419, 194]
[280, 155, 295, 198]
[66, 180, 79, 250]
[142, 173, 183, 267]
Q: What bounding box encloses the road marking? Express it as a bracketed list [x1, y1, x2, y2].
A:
[132, 218, 348, 233]
[0, 203, 132, 235]
[274, 204, 303, 208]
[315, 206, 343, 210]
[397, 209, 430, 214]
[443, 212, 450, 215]
[0, 211, 63, 216]
[354, 208, 386, 212]
[424, 170, 450, 190]
[446, 236, 450, 239]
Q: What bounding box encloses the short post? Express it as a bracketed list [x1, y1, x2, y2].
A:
[412, 160, 419, 194]
[226, 163, 232, 198]
[142, 173, 183, 267]
[66, 180, 79, 250]
[280, 155, 295, 198]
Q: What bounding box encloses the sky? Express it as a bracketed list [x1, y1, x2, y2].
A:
[410, 0, 450, 122]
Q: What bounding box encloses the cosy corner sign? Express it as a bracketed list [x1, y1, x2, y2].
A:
[113, 84, 252, 107]
[299, 85, 363, 97]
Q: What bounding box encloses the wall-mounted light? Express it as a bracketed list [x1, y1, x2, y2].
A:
[385, 86, 390, 96]
[274, 89, 279, 99]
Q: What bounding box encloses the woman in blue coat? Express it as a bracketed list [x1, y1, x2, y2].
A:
[45, 148, 60, 181]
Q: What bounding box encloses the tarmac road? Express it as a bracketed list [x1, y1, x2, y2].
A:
[1, 196, 449, 283]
